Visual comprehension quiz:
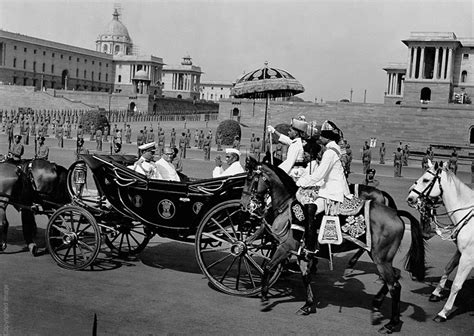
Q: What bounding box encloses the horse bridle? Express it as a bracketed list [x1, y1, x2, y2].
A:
[242, 166, 269, 216]
[410, 167, 443, 208]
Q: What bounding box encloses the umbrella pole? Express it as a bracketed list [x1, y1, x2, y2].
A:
[262, 93, 269, 158]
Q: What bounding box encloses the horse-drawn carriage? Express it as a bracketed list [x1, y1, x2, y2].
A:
[45, 154, 281, 296]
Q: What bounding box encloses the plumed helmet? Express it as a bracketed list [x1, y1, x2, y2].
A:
[320, 120, 343, 142]
[291, 117, 308, 133]
[306, 121, 320, 140]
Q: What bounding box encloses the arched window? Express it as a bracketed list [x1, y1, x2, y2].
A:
[420, 87, 431, 102]
[103, 44, 108, 53]
[114, 45, 120, 54]
[461, 71, 468, 83]
[13, 58, 16, 67]
[118, 75, 122, 83]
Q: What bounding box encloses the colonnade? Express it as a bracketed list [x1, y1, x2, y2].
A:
[406, 46, 454, 80]
[386, 72, 404, 96]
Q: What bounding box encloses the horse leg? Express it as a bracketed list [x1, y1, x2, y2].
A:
[430, 250, 461, 302]
[434, 253, 473, 322]
[0, 205, 9, 251]
[348, 248, 365, 268]
[295, 258, 316, 315]
[21, 209, 38, 256]
[373, 262, 403, 333]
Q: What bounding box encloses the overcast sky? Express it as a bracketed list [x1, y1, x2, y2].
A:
[1, 0, 473, 102]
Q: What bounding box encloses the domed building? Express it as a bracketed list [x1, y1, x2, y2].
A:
[96, 9, 133, 56]
[162, 55, 202, 100]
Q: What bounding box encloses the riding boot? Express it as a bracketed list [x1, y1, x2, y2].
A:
[304, 204, 318, 255]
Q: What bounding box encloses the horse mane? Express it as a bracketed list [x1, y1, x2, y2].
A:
[443, 168, 474, 199]
[262, 162, 299, 195]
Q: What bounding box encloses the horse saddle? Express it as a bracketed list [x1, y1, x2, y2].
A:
[338, 196, 365, 216]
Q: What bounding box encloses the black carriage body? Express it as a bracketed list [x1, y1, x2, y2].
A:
[77, 154, 245, 237]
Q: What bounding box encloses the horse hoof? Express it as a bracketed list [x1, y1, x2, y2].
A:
[295, 304, 316, 316]
[371, 310, 384, 325]
[28, 243, 38, 257]
[429, 294, 441, 302]
[378, 321, 402, 334]
[433, 315, 446, 323]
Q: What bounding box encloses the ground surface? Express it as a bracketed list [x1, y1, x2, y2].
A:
[0, 122, 472, 336]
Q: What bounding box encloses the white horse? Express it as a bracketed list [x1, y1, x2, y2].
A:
[406, 160, 473, 322]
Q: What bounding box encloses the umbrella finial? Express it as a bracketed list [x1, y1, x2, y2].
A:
[264, 61, 269, 68]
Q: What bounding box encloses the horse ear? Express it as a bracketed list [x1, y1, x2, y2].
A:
[427, 159, 434, 169]
[433, 161, 439, 170]
[440, 161, 449, 170]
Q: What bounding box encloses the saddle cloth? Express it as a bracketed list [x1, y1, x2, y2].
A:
[340, 200, 372, 251]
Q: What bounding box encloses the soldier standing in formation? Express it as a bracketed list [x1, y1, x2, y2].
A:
[362, 144, 371, 174]
[96, 128, 103, 151]
[194, 129, 199, 147]
[170, 128, 176, 148]
[23, 122, 30, 145]
[249, 133, 256, 154]
[146, 129, 155, 144]
[179, 132, 187, 159]
[379, 142, 386, 164]
[393, 147, 403, 177]
[157, 132, 165, 156]
[203, 136, 211, 161]
[125, 124, 132, 144]
[198, 130, 204, 149]
[7, 119, 14, 150]
[448, 148, 458, 174]
[216, 131, 223, 151]
[90, 123, 96, 141]
[103, 125, 109, 143]
[185, 129, 191, 148]
[57, 122, 64, 148]
[402, 144, 410, 166]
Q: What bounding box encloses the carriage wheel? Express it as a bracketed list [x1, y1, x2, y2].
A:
[104, 221, 153, 256]
[195, 199, 281, 297]
[46, 205, 101, 270]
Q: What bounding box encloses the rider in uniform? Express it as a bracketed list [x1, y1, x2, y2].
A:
[296, 121, 350, 257]
[35, 136, 49, 160]
[267, 117, 307, 181]
[9, 135, 24, 162]
[129, 142, 160, 179]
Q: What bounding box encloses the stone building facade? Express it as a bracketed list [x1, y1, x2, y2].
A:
[384, 32, 474, 105]
[162, 55, 202, 100]
[200, 81, 234, 102]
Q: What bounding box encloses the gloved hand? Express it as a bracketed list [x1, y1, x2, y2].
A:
[267, 125, 275, 133]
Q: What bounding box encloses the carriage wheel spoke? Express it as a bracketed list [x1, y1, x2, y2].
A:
[225, 209, 238, 236]
[51, 224, 69, 235]
[62, 245, 73, 261]
[235, 257, 242, 290]
[202, 231, 233, 245]
[210, 218, 236, 242]
[72, 245, 77, 264]
[53, 243, 67, 252]
[220, 256, 238, 282]
[77, 240, 95, 252]
[243, 257, 256, 288]
[129, 233, 141, 246]
[244, 254, 264, 275]
[77, 224, 92, 237]
[126, 234, 132, 251]
[118, 233, 125, 254]
[201, 245, 230, 253]
[206, 253, 233, 270]
[129, 229, 146, 236]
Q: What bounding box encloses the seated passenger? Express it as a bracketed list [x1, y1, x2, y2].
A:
[128, 142, 161, 179]
[212, 148, 245, 178]
[154, 146, 180, 181]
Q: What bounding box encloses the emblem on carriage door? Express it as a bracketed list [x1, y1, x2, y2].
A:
[157, 199, 175, 219]
[192, 202, 203, 214]
[132, 195, 143, 208]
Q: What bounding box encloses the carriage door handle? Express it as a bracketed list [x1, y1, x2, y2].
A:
[113, 168, 137, 187]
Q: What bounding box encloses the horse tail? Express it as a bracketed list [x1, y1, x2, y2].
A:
[398, 209, 426, 281]
[381, 190, 397, 210]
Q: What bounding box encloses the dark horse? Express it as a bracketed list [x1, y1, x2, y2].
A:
[240, 157, 426, 334]
[0, 159, 70, 253]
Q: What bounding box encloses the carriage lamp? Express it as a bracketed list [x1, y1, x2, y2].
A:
[73, 162, 87, 197]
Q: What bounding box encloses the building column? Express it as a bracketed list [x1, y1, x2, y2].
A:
[441, 47, 447, 79]
[411, 47, 418, 80]
[418, 47, 425, 79]
[433, 47, 440, 79]
[387, 73, 391, 95]
[406, 47, 412, 79]
[447, 48, 453, 80]
[391, 73, 396, 94]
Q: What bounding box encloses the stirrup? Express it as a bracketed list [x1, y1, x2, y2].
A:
[303, 248, 319, 260]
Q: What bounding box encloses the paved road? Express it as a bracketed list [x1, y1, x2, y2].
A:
[0, 131, 473, 335]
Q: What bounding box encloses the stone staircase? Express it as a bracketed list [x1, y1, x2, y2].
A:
[0, 85, 94, 111]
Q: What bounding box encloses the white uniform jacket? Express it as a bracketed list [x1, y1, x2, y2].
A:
[277, 135, 304, 176]
[213, 161, 245, 178]
[128, 158, 159, 179]
[296, 141, 350, 202]
[155, 158, 180, 181]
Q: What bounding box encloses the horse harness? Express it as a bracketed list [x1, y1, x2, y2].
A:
[411, 167, 473, 240]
